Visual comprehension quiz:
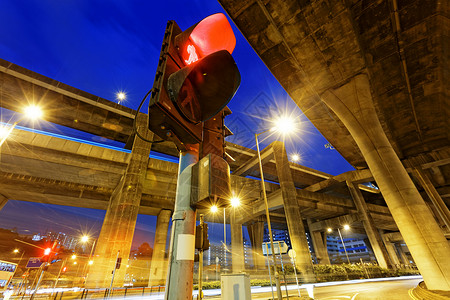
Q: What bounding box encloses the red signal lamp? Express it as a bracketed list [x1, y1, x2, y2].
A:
[175, 13, 236, 66]
[167, 50, 240, 123]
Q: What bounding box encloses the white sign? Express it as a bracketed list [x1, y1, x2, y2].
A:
[176, 234, 195, 260]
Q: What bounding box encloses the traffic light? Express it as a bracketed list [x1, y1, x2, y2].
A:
[41, 248, 52, 262]
[115, 257, 122, 270]
[148, 13, 240, 150]
[195, 223, 210, 250]
[202, 223, 210, 250]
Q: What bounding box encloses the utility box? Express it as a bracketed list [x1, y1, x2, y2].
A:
[221, 273, 251, 300]
[191, 153, 231, 208]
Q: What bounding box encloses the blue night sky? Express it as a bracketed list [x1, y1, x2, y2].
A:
[0, 1, 354, 249]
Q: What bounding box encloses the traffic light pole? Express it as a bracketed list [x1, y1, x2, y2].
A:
[165, 145, 199, 300]
[198, 214, 204, 300]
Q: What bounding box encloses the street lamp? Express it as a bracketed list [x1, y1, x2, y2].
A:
[116, 91, 126, 103]
[0, 104, 43, 147]
[327, 225, 351, 264]
[255, 115, 297, 300]
[80, 235, 97, 281]
[210, 195, 241, 273]
[290, 153, 300, 163]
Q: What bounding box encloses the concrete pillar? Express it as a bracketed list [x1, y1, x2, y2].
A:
[346, 181, 391, 269]
[396, 244, 411, 266]
[321, 74, 450, 290]
[272, 141, 315, 282]
[0, 194, 8, 211]
[247, 217, 265, 270]
[307, 219, 330, 265]
[85, 113, 153, 288]
[381, 233, 400, 268]
[149, 209, 172, 287]
[413, 168, 450, 232]
[230, 209, 244, 273]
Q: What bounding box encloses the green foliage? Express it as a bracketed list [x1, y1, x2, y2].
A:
[192, 264, 420, 290]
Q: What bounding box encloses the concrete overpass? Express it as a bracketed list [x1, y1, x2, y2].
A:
[1, 0, 449, 290]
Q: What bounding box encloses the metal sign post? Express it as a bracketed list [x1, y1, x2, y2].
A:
[288, 249, 301, 297]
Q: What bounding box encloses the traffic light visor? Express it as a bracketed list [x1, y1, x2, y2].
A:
[178, 13, 236, 65]
[167, 50, 240, 123]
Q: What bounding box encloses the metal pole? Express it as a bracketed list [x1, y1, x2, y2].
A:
[255, 133, 282, 300]
[30, 264, 46, 300]
[276, 242, 289, 300]
[338, 228, 350, 264]
[109, 250, 120, 298]
[290, 257, 301, 297]
[198, 214, 204, 300]
[165, 146, 199, 300]
[223, 208, 227, 269]
[265, 243, 275, 300]
[84, 239, 96, 281]
[52, 258, 67, 296]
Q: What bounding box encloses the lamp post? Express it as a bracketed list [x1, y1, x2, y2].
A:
[328, 225, 351, 264]
[210, 196, 240, 273]
[255, 116, 297, 300]
[0, 105, 43, 147]
[80, 235, 96, 282]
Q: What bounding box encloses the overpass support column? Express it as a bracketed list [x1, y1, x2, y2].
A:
[321, 74, 450, 290]
[307, 219, 330, 265]
[247, 217, 265, 270]
[412, 168, 450, 232]
[86, 113, 153, 288]
[0, 194, 8, 211]
[395, 244, 410, 266]
[149, 209, 172, 287]
[381, 232, 401, 268]
[272, 141, 315, 282]
[346, 181, 391, 269]
[231, 209, 244, 273]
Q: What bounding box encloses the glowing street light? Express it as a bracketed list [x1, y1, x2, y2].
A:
[272, 116, 297, 135]
[327, 225, 351, 264]
[290, 153, 300, 162]
[210, 205, 218, 213]
[13, 249, 19, 254]
[81, 235, 89, 243]
[71, 254, 77, 260]
[210, 195, 241, 272]
[254, 115, 298, 300]
[116, 92, 126, 103]
[230, 196, 240, 208]
[0, 104, 43, 147]
[23, 105, 43, 120]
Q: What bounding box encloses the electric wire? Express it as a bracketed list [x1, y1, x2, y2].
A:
[132, 88, 165, 144]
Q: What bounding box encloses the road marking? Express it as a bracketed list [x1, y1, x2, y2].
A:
[408, 288, 420, 300]
[351, 293, 359, 300]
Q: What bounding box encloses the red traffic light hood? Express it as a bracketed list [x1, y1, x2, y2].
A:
[176, 13, 236, 65]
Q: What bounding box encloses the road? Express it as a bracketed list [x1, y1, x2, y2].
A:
[301, 277, 423, 300]
[203, 276, 423, 300]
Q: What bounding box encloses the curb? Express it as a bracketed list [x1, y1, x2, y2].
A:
[411, 281, 450, 299]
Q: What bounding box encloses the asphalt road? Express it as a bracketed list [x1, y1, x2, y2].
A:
[247, 277, 423, 300]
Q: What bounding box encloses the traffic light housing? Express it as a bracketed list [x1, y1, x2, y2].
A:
[195, 223, 210, 251]
[148, 13, 240, 150]
[115, 257, 122, 270]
